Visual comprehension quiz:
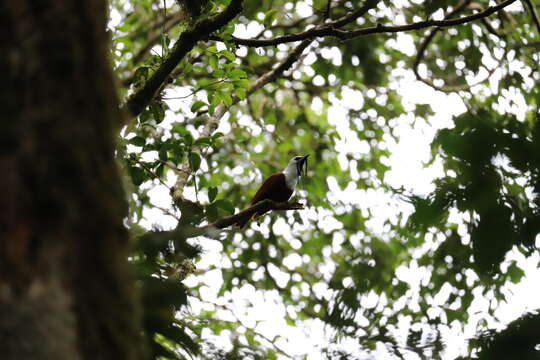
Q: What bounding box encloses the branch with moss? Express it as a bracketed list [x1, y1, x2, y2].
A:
[123, 0, 244, 117]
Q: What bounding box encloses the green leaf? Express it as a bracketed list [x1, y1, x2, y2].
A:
[228, 69, 246, 80]
[133, 66, 149, 83]
[191, 100, 206, 113]
[155, 163, 164, 177]
[221, 92, 233, 107]
[263, 9, 278, 27]
[172, 124, 190, 137]
[139, 109, 152, 124]
[214, 199, 235, 215]
[150, 103, 165, 124]
[209, 55, 219, 71]
[158, 148, 168, 161]
[188, 152, 201, 172]
[212, 82, 231, 90]
[213, 69, 225, 78]
[234, 79, 250, 89]
[234, 87, 246, 99]
[208, 187, 218, 203]
[183, 132, 194, 146]
[194, 137, 212, 146]
[507, 262, 525, 284]
[220, 50, 236, 61]
[129, 136, 146, 147]
[212, 132, 224, 139]
[130, 166, 146, 186]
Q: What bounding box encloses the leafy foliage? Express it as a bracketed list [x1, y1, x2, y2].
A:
[109, 0, 540, 358]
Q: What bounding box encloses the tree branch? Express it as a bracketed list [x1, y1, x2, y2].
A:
[523, 0, 540, 37]
[151, 200, 304, 241]
[206, 199, 304, 231]
[123, 0, 244, 117]
[171, 39, 313, 201]
[210, 0, 517, 47]
[330, 0, 378, 28]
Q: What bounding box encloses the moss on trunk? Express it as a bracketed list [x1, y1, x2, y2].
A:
[0, 1, 142, 359]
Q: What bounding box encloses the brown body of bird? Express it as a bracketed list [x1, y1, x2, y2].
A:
[236, 155, 309, 228]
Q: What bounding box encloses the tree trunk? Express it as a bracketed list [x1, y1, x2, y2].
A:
[0, 1, 141, 359]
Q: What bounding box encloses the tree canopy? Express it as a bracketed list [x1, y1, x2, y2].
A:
[109, 0, 540, 358]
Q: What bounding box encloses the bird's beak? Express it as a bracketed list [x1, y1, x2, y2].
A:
[297, 154, 309, 176]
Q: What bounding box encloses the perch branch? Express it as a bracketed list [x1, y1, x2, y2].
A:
[123, 0, 244, 117]
[154, 200, 304, 241]
[206, 199, 304, 230]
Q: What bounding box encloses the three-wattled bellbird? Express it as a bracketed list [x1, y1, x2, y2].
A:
[235, 155, 309, 228]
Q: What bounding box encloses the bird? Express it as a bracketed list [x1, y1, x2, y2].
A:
[235, 154, 309, 228]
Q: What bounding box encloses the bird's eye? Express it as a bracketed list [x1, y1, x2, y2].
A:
[294, 156, 301, 161]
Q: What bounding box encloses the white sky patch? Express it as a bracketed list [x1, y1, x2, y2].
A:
[296, 1, 314, 18]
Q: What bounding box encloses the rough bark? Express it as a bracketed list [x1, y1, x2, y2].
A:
[0, 1, 141, 360]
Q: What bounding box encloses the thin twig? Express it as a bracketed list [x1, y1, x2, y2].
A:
[161, 79, 229, 100]
[121, 12, 187, 87]
[413, 0, 507, 92]
[129, 156, 172, 190]
[325, 0, 332, 20]
[162, 0, 167, 59]
[153, 204, 181, 220]
[193, 295, 295, 358]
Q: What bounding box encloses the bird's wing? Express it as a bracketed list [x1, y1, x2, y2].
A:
[250, 173, 285, 205]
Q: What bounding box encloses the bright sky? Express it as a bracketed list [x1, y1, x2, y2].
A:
[114, 1, 540, 358]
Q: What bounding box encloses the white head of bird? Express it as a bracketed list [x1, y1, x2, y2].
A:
[283, 154, 309, 190]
